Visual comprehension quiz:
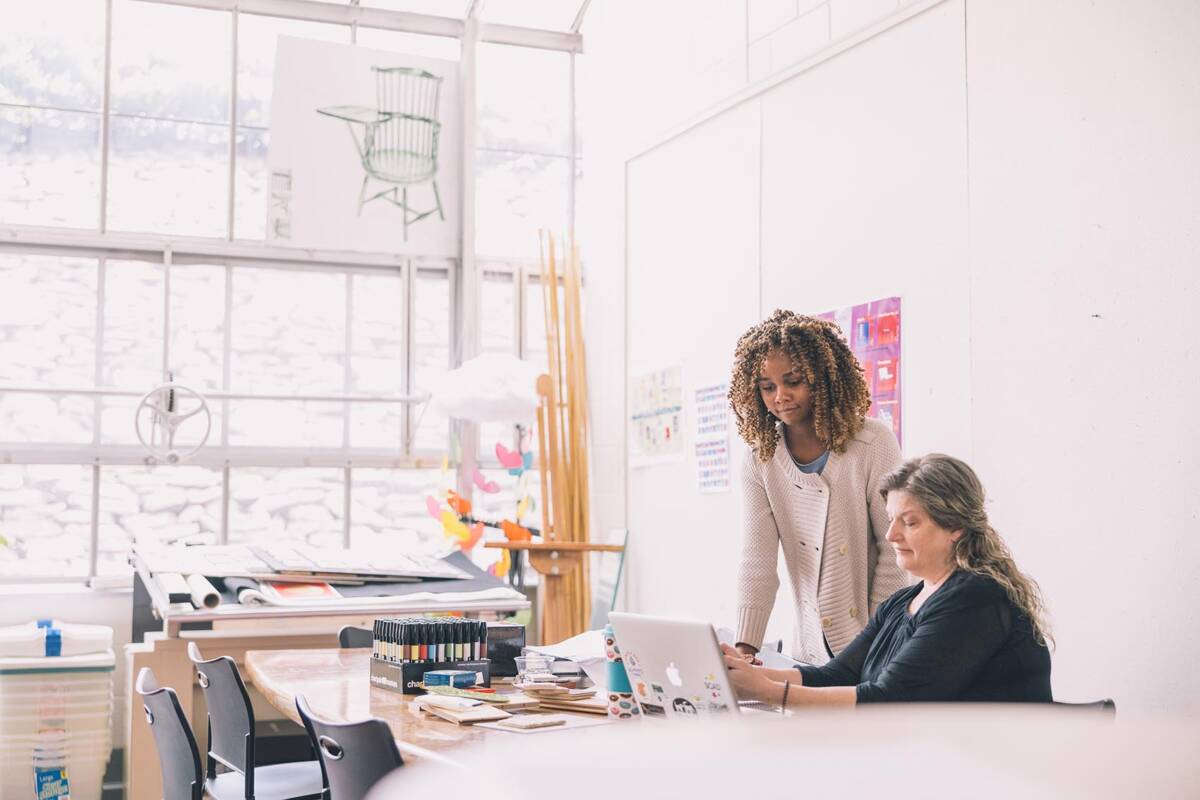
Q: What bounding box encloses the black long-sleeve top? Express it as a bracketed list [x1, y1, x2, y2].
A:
[798, 570, 1052, 703]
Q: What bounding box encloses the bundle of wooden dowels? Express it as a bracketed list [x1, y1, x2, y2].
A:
[535, 232, 592, 639]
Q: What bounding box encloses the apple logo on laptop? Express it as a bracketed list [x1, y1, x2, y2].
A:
[665, 661, 683, 687]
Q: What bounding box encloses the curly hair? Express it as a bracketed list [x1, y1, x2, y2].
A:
[728, 309, 871, 461]
[879, 454, 1054, 647]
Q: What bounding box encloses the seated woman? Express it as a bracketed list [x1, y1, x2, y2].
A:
[725, 454, 1053, 705]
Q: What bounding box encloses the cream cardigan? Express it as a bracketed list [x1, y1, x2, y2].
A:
[735, 417, 910, 664]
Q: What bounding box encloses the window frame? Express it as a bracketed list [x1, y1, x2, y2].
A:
[0, 0, 580, 583]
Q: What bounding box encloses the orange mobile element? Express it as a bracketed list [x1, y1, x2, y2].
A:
[500, 520, 532, 541]
[447, 490, 472, 516]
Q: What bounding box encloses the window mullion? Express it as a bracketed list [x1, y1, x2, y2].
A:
[93, 257, 107, 445]
[99, 0, 113, 232]
[227, 7, 238, 240]
[403, 260, 414, 455]
[344, 273, 353, 547]
[161, 246, 172, 381]
[88, 464, 100, 581]
[220, 264, 233, 544]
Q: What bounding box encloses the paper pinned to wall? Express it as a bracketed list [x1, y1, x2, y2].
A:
[692, 382, 731, 493]
[817, 296, 902, 446]
[629, 366, 685, 467]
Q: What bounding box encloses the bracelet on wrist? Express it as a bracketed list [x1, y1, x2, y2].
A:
[780, 680, 791, 713]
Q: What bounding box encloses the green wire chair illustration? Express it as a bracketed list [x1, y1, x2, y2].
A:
[317, 66, 445, 241]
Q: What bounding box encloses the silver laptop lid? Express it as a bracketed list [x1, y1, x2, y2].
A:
[608, 612, 740, 718]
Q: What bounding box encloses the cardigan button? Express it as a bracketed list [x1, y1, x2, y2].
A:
[821, 617, 832, 629]
[849, 607, 859, 619]
[839, 545, 848, 556]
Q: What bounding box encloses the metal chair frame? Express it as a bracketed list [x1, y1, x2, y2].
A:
[340, 66, 445, 241]
[135, 666, 205, 800]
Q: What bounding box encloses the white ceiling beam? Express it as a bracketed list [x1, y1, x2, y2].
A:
[570, 0, 592, 33]
[129, 0, 583, 51]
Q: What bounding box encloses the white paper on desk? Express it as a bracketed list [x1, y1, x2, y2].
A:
[525, 629, 607, 688]
[475, 714, 613, 735]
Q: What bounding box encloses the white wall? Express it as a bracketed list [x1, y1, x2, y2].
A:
[624, 102, 762, 626]
[581, 0, 1200, 716]
[965, 0, 1200, 716]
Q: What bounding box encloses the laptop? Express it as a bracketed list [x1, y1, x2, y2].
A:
[608, 612, 741, 718]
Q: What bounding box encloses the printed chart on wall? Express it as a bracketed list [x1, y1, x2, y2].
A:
[629, 367, 685, 467]
[818, 297, 902, 445]
[692, 382, 731, 492]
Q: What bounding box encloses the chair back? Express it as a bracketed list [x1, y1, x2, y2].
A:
[187, 642, 256, 786]
[295, 694, 402, 800]
[368, 66, 443, 178]
[135, 667, 204, 800]
[1053, 698, 1116, 716]
[338, 625, 374, 649]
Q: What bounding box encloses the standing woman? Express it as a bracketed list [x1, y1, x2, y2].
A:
[730, 309, 908, 665]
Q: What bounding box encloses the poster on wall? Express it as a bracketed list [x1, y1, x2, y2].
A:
[692, 382, 731, 493]
[267, 36, 461, 256]
[817, 296, 902, 446]
[629, 366, 685, 467]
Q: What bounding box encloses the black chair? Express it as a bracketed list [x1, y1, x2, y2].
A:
[187, 642, 325, 800]
[1053, 698, 1116, 716]
[337, 625, 373, 649]
[135, 667, 204, 800]
[295, 694, 403, 800]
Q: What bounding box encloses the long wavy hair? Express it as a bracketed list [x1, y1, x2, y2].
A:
[728, 309, 871, 462]
[879, 454, 1053, 646]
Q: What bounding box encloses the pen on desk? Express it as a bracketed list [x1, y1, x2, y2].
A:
[386, 619, 395, 661]
[411, 622, 421, 663]
[478, 620, 487, 661]
[457, 620, 466, 661]
[437, 621, 447, 662]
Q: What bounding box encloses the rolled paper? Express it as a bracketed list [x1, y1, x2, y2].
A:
[186, 574, 221, 610]
[223, 577, 264, 606]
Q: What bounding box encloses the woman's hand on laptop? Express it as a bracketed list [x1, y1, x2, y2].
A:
[723, 652, 794, 705]
[720, 642, 762, 666]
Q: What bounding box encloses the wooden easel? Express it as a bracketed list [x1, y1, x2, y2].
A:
[485, 235, 621, 645]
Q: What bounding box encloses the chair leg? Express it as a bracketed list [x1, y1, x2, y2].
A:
[357, 175, 369, 217]
[432, 180, 445, 221]
[402, 186, 409, 242]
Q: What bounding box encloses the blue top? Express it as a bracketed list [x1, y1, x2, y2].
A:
[791, 449, 830, 474]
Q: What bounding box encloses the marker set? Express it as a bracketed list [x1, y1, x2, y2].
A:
[369, 617, 491, 696]
[372, 618, 488, 664]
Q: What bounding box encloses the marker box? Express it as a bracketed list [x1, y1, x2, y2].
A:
[369, 656, 491, 696]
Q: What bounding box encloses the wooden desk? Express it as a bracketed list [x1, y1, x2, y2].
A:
[244, 648, 493, 766]
[125, 561, 529, 800]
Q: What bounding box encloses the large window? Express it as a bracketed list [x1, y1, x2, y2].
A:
[0, 1, 578, 583]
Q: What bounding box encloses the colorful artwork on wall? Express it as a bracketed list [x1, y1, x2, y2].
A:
[817, 296, 902, 446]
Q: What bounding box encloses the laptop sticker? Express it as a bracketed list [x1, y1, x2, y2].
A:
[641, 702, 667, 717]
[672, 697, 698, 715]
[635, 681, 648, 698]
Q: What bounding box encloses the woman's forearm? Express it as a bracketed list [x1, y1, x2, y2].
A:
[773, 680, 856, 708]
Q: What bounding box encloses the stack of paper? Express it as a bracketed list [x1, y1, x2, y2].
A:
[520, 685, 607, 715]
[412, 693, 512, 725]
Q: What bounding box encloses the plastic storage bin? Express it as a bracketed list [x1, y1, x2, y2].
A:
[0, 647, 115, 800]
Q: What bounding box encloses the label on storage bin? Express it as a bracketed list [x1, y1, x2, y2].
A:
[35, 767, 71, 800]
[44, 628, 62, 657]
